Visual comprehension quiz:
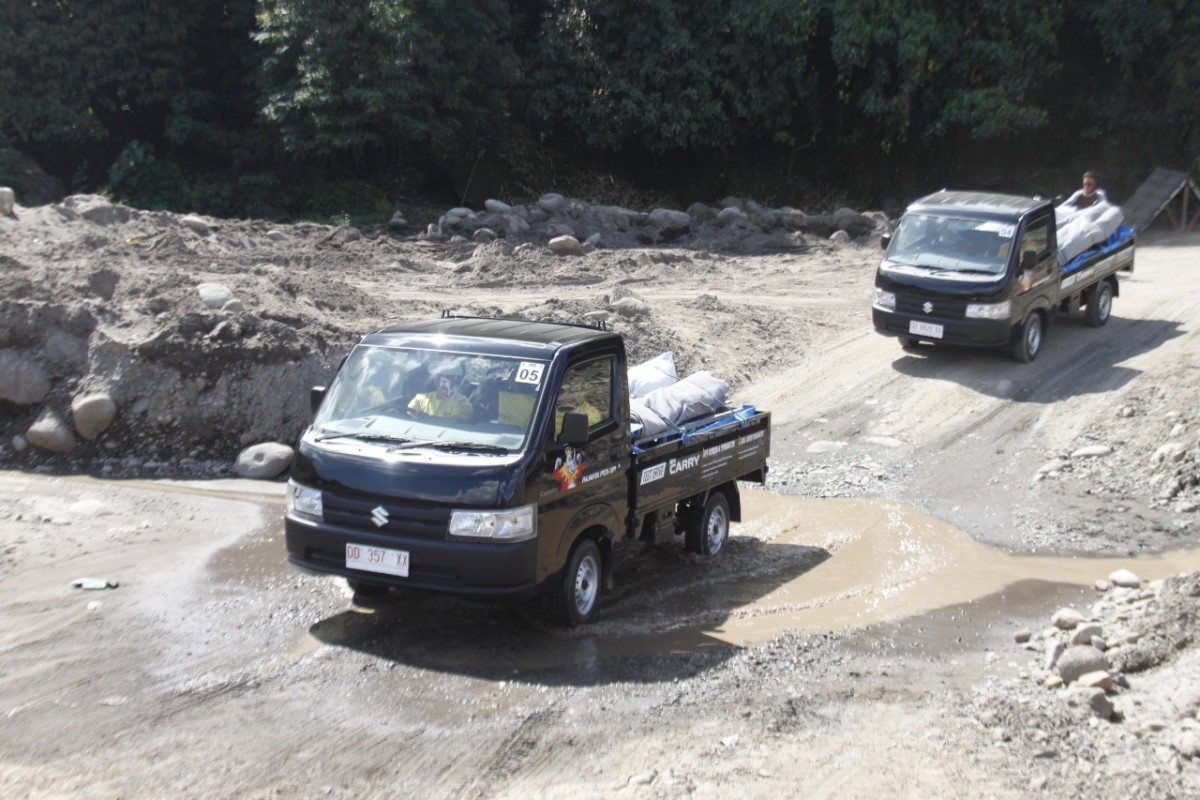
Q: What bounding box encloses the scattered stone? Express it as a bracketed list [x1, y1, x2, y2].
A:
[0, 350, 51, 405]
[1109, 569, 1141, 589]
[1014, 628, 1033, 644]
[198, 283, 234, 309]
[1070, 623, 1103, 646]
[266, 229, 287, 241]
[1077, 670, 1114, 690]
[71, 393, 118, 440]
[1071, 444, 1113, 458]
[538, 193, 566, 213]
[0, 186, 14, 215]
[1064, 686, 1114, 720]
[26, 409, 75, 453]
[180, 214, 210, 233]
[1056, 645, 1109, 683]
[1173, 731, 1200, 759]
[611, 297, 649, 318]
[1051, 607, 1087, 630]
[235, 442, 295, 479]
[548, 235, 582, 254]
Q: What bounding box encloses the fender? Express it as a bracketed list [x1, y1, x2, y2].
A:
[541, 499, 621, 583]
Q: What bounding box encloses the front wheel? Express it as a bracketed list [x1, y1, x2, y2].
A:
[685, 491, 730, 556]
[1084, 280, 1113, 327]
[554, 538, 602, 626]
[1012, 311, 1044, 363]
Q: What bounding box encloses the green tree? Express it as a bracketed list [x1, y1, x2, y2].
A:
[522, 0, 822, 154]
[255, 0, 519, 166]
[828, 0, 1064, 153]
[1065, 0, 1200, 169]
[0, 2, 199, 146]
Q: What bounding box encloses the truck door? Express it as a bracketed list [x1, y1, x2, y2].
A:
[534, 353, 629, 582]
[1014, 211, 1054, 304]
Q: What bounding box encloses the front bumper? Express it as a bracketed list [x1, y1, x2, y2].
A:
[285, 513, 539, 599]
[872, 308, 1014, 348]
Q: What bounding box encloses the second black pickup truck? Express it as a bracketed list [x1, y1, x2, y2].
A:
[284, 316, 770, 625]
[872, 190, 1135, 361]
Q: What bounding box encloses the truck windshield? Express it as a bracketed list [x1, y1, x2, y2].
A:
[887, 213, 1014, 274]
[310, 345, 548, 452]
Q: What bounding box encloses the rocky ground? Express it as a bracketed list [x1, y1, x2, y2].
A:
[1, 192, 1199, 797]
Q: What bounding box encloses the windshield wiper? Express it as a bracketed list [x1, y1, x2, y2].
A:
[394, 440, 510, 453]
[314, 431, 413, 444]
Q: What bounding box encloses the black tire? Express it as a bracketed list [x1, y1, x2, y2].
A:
[684, 491, 730, 556]
[1012, 311, 1044, 363]
[554, 538, 602, 626]
[1084, 280, 1113, 328]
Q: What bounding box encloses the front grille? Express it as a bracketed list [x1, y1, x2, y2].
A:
[895, 293, 968, 319]
[322, 491, 449, 538]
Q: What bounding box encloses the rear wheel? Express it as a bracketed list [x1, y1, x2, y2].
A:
[554, 538, 602, 626]
[685, 491, 730, 556]
[1084, 280, 1113, 327]
[1013, 311, 1044, 363]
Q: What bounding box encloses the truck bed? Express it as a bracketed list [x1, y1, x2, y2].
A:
[1060, 224, 1135, 279]
[630, 405, 770, 514]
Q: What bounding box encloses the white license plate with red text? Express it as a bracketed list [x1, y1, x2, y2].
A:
[346, 543, 410, 577]
[909, 320, 944, 339]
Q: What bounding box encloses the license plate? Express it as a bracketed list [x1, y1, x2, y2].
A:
[909, 320, 944, 339]
[346, 543, 409, 577]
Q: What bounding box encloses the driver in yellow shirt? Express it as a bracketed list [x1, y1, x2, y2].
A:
[554, 392, 603, 437]
[408, 369, 473, 423]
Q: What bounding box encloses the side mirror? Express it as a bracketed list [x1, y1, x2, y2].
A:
[558, 411, 589, 445]
[880, 232, 891, 251]
[310, 386, 327, 414]
[1021, 250, 1038, 271]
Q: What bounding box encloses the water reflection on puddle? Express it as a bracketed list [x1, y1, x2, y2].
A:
[713, 491, 1200, 646]
[202, 485, 1200, 673]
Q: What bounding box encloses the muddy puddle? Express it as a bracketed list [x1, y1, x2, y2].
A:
[201, 485, 1200, 680]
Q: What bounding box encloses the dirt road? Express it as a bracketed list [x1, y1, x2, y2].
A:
[2, 216, 1199, 797]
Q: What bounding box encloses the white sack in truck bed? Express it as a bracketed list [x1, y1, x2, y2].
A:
[628, 350, 678, 398]
[1055, 201, 1124, 265]
[630, 371, 730, 440]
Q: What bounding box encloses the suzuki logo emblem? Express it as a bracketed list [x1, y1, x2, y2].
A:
[371, 505, 389, 528]
[922, 301, 934, 314]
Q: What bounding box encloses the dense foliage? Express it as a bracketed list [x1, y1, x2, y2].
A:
[1, 0, 1196, 217]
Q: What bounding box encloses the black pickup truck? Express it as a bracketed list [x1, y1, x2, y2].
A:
[872, 190, 1135, 361]
[284, 316, 770, 625]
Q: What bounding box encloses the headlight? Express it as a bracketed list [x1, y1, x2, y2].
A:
[965, 300, 1012, 320]
[449, 504, 536, 542]
[287, 479, 323, 521]
[873, 288, 896, 310]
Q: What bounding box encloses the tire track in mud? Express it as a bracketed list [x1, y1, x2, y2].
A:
[450, 707, 566, 800]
